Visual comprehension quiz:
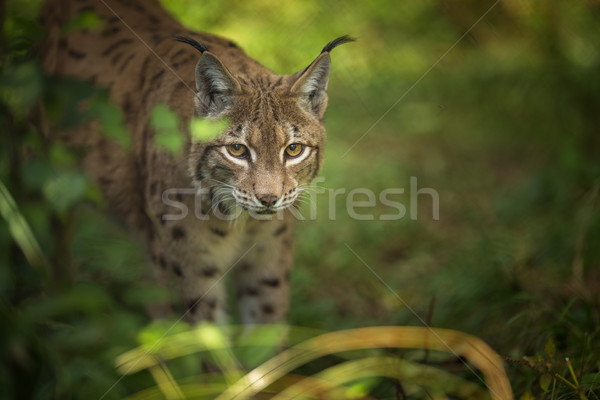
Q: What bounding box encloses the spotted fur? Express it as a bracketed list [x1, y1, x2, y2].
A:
[40, 0, 352, 324]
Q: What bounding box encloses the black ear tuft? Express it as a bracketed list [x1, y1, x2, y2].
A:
[320, 35, 355, 54]
[175, 36, 208, 53]
[290, 35, 354, 119]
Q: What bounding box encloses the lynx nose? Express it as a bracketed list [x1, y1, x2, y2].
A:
[256, 193, 279, 207]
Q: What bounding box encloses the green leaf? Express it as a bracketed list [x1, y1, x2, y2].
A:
[150, 104, 179, 130]
[190, 117, 228, 141]
[49, 144, 78, 168]
[0, 62, 42, 117]
[539, 374, 552, 392]
[519, 390, 535, 400]
[544, 337, 556, 359]
[43, 171, 89, 212]
[88, 97, 131, 149]
[154, 130, 184, 155]
[151, 104, 184, 155]
[61, 10, 104, 35]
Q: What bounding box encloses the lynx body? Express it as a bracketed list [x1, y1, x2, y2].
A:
[41, 0, 351, 324]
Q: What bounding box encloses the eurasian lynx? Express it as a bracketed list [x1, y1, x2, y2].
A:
[41, 0, 352, 324]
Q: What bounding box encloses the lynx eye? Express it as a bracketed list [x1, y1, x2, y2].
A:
[285, 143, 304, 158]
[227, 144, 248, 158]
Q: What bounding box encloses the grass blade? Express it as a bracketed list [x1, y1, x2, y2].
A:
[272, 356, 490, 400]
[0, 179, 47, 270]
[215, 326, 513, 400]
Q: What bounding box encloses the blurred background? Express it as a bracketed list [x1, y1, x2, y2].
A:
[1, 0, 599, 398]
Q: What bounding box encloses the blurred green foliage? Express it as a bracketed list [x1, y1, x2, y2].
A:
[151, 103, 185, 155]
[1, 0, 600, 399]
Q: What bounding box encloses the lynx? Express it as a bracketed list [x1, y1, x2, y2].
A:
[40, 0, 352, 325]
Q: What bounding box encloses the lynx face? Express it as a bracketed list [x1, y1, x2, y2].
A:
[193, 99, 326, 216]
[182, 36, 352, 216]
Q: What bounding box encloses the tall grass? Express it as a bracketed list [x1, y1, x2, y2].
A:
[115, 324, 512, 399]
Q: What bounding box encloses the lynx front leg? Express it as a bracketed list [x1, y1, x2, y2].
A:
[150, 224, 229, 325]
[146, 173, 233, 324]
[234, 217, 294, 325]
[178, 263, 228, 324]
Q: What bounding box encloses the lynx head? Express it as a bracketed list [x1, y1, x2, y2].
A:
[177, 35, 353, 216]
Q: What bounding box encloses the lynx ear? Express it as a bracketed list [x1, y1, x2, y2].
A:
[291, 35, 354, 119]
[291, 53, 332, 119]
[194, 53, 241, 117]
[175, 36, 241, 118]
